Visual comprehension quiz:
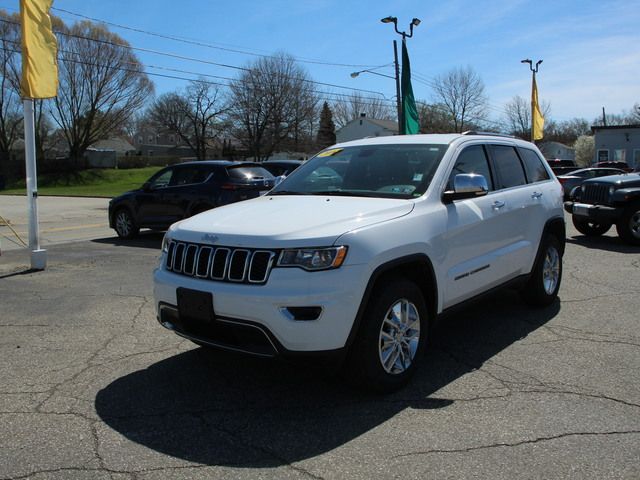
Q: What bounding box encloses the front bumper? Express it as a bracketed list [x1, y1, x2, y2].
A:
[153, 261, 369, 354]
[564, 201, 622, 222]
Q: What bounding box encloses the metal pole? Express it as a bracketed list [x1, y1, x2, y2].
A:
[393, 40, 403, 135]
[23, 98, 47, 270]
[530, 71, 535, 142]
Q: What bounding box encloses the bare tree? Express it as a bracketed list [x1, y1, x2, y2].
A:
[417, 102, 457, 133]
[50, 21, 154, 161]
[149, 79, 227, 159]
[332, 91, 394, 128]
[503, 95, 552, 139]
[228, 52, 317, 160]
[431, 66, 487, 133]
[0, 10, 22, 155]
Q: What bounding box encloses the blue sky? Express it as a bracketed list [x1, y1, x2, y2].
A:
[5, 0, 640, 123]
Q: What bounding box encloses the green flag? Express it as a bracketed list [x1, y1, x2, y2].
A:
[401, 39, 419, 135]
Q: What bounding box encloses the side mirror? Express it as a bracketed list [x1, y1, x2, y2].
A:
[442, 173, 489, 203]
[142, 182, 151, 192]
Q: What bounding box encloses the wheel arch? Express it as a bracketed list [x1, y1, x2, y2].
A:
[542, 216, 566, 256]
[344, 254, 438, 350]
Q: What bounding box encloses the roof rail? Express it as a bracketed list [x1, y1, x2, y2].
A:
[461, 131, 516, 138]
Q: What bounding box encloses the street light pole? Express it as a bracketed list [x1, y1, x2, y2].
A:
[381, 16, 421, 135]
[392, 40, 402, 134]
[521, 58, 543, 142]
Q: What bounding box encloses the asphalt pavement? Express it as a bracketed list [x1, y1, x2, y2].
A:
[0, 206, 639, 479]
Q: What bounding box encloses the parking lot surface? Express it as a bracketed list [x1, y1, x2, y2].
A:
[0, 221, 639, 479]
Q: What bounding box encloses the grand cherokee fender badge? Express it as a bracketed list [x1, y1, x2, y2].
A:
[202, 233, 219, 244]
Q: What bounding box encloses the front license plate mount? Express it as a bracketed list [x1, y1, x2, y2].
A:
[177, 287, 214, 324]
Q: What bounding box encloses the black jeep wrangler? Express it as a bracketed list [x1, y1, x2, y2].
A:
[564, 172, 640, 245]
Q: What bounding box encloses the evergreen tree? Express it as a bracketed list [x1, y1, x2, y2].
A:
[317, 102, 336, 148]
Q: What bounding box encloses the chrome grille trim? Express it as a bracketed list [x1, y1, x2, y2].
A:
[173, 243, 186, 273]
[211, 248, 230, 280]
[183, 244, 198, 275]
[229, 249, 250, 282]
[195, 246, 213, 278]
[249, 251, 276, 284]
[165, 241, 276, 285]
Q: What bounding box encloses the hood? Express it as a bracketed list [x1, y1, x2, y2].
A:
[584, 173, 640, 187]
[169, 195, 414, 248]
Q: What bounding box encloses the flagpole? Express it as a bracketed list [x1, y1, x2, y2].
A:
[23, 97, 47, 270]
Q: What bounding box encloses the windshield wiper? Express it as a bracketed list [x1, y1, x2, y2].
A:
[268, 190, 308, 196]
[311, 190, 377, 197]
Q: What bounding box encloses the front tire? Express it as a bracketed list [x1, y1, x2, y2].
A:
[345, 278, 428, 393]
[615, 201, 640, 245]
[114, 208, 139, 239]
[522, 235, 562, 307]
[572, 216, 611, 236]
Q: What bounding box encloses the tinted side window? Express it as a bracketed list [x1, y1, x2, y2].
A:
[148, 168, 173, 189]
[447, 145, 494, 191]
[170, 167, 210, 186]
[227, 166, 274, 180]
[491, 145, 527, 189]
[518, 148, 550, 183]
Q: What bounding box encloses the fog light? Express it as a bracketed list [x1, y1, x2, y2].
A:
[282, 306, 323, 321]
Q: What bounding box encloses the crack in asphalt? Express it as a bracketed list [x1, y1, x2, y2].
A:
[391, 430, 640, 459]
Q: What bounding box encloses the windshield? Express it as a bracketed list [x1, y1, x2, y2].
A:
[270, 144, 448, 198]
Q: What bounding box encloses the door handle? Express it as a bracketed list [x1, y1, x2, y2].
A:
[492, 200, 505, 210]
[531, 191, 543, 199]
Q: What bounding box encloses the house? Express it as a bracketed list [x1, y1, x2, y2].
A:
[335, 114, 398, 143]
[538, 141, 575, 162]
[86, 137, 137, 168]
[591, 124, 640, 168]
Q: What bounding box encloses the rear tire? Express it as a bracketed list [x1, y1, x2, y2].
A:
[522, 235, 562, 307]
[345, 277, 428, 393]
[572, 216, 611, 236]
[615, 201, 640, 245]
[113, 208, 139, 239]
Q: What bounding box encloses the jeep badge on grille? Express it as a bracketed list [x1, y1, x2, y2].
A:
[202, 233, 219, 244]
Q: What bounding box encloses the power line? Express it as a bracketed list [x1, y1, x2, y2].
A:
[0, 43, 398, 111]
[0, 17, 388, 99]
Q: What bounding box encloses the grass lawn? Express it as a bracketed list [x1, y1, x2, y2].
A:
[0, 167, 162, 198]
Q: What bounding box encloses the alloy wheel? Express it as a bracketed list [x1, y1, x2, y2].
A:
[378, 299, 421, 375]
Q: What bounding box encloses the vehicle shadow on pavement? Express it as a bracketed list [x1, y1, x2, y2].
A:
[92, 232, 164, 250]
[566, 234, 639, 254]
[95, 290, 559, 467]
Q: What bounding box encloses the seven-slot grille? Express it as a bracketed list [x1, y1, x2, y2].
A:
[581, 184, 610, 204]
[165, 240, 277, 284]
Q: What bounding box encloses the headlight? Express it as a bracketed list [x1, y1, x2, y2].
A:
[161, 234, 170, 253]
[277, 246, 348, 271]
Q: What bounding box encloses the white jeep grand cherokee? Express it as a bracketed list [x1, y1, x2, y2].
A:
[154, 133, 565, 392]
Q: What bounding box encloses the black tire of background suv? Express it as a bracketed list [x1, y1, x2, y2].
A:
[572, 216, 612, 236]
[521, 234, 562, 307]
[345, 277, 428, 393]
[114, 208, 140, 239]
[615, 201, 640, 246]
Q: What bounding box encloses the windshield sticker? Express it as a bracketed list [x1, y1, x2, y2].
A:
[412, 173, 424, 182]
[317, 148, 343, 157]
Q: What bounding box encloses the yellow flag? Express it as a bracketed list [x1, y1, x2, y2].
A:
[531, 73, 544, 141]
[20, 0, 58, 99]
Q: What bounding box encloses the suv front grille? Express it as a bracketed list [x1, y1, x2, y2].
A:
[581, 184, 610, 204]
[166, 240, 277, 284]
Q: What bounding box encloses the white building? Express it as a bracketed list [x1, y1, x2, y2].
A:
[336, 115, 398, 143]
